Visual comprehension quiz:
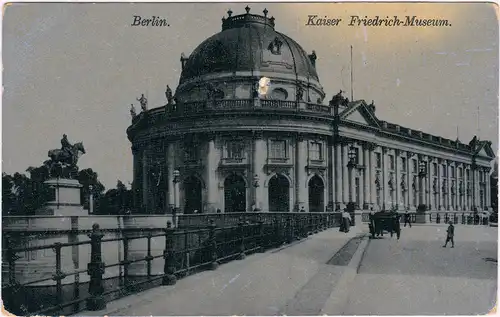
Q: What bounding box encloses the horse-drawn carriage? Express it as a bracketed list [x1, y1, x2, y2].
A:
[368, 211, 401, 239]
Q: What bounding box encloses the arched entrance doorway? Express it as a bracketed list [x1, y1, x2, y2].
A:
[224, 174, 247, 213]
[268, 174, 290, 212]
[308, 175, 324, 213]
[184, 176, 202, 214]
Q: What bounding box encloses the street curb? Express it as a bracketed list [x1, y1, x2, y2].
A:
[320, 234, 370, 315]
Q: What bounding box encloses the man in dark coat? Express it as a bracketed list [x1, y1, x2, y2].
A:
[443, 221, 455, 248]
[404, 209, 412, 228]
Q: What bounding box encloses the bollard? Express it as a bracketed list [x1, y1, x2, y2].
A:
[237, 219, 246, 260]
[86, 223, 106, 311]
[436, 213, 441, 223]
[162, 221, 177, 285]
[461, 213, 465, 224]
[314, 215, 319, 234]
[208, 220, 219, 269]
[52, 242, 66, 310]
[445, 213, 449, 224]
[454, 214, 458, 224]
[429, 213, 432, 223]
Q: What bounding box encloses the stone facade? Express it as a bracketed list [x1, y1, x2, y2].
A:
[126, 8, 495, 214]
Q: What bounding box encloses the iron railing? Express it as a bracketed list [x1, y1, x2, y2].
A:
[2, 212, 342, 316]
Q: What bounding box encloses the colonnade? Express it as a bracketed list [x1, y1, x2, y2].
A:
[132, 135, 492, 213]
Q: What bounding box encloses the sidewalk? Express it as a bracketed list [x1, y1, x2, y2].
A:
[78, 226, 366, 316]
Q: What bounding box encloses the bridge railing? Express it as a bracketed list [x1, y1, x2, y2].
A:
[2, 212, 342, 316]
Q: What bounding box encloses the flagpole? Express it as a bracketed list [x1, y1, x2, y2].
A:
[350, 45, 354, 101]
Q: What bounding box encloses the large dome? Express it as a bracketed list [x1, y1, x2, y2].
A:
[179, 7, 319, 84]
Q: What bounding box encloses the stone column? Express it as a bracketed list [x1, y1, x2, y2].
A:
[296, 134, 308, 211]
[253, 132, 266, 211]
[328, 138, 335, 211]
[142, 148, 149, 212]
[407, 153, 413, 210]
[446, 160, 453, 210]
[363, 145, 370, 209]
[485, 168, 491, 209]
[370, 146, 377, 208]
[167, 142, 175, 212]
[205, 137, 218, 213]
[335, 142, 342, 208]
[426, 159, 432, 209]
[395, 151, 401, 210]
[438, 160, 444, 210]
[132, 147, 139, 209]
[381, 147, 387, 210]
[342, 143, 349, 205]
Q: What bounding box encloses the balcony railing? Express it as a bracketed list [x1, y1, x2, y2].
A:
[164, 99, 332, 117]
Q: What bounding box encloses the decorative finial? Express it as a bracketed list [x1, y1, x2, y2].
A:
[263, 8, 268, 17]
[227, 9, 232, 17]
[245, 5, 250, 13]
[270, 16, 275, 23]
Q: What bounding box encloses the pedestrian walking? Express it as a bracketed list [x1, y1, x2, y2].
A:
[404, 209, 412, 228]
[342, 209, 351, 233]
[443, 221, 455, 248]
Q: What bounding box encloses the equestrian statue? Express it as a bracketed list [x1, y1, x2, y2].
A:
[46, 134, 86, 178]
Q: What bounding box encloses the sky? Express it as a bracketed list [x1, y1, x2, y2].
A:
[2, 2, 498, 190]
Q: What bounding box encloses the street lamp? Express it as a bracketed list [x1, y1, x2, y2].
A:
[172, 169, 180, 226]
[89, 185, 94, 214]
[347, 145, 358, 205]
[252, 174, 260, 211]
[418, 161, 427, 212]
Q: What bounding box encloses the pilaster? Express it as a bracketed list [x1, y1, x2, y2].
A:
[253, 131, 266, 211]
[296, 134, 308, 211]
[335, 142, 342, 209]
[167, 142, 175, 212]
[395, 150, 401, 210]
[342, 143, 349, 204]
[362, 144, 370, 209]
[205, 137, 218, 213]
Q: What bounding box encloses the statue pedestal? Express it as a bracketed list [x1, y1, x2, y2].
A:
[41, 178, 86, 216]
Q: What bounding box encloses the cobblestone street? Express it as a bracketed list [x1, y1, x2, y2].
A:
[341, 224, 498, 315]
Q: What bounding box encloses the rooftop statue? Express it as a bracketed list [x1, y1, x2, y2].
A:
[47, 134, 86, 178]
[330, 90, 349, 107]
[137, 94, 148, 111]
[130, 104, 137, 118]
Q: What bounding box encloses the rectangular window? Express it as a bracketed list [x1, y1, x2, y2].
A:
[458, 167, 462, 179]
[433, 163, 438, 176]
[270, 140, 287, 159]
[226, 142, 244, 159]
[310, 142, 322, 161]
[466, 169, 470, 180]
[389, 155, 395, 170]
[376, 153, 381, 168]
[412, 159, 417, 174]
[451, 166, 455, 178]
[401, 157, 407, 172]
[442, 164, 447, 177]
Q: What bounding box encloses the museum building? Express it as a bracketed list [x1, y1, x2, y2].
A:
[126, 7, 495, 214]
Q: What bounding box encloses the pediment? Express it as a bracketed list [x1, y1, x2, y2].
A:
[339, 100, 380, 128]
[476, 141, 495, 158]
[344, 109, 371, 125]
